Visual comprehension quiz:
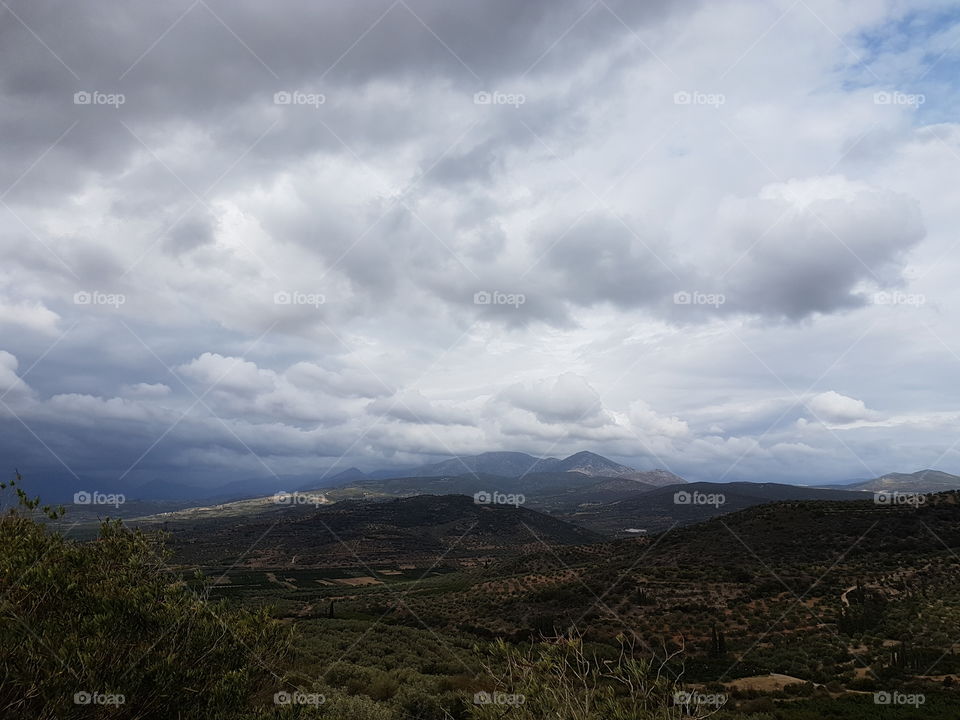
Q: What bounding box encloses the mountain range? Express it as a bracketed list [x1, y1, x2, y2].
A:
[338, 450, 682, 486]
[28, 450, 960, 507]
[818, 469, 960, 494]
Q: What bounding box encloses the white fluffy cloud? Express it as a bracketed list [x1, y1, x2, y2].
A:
[0, 297, 60, 335]
[807, 390, 879, 425]
[499, 374, 609, 426]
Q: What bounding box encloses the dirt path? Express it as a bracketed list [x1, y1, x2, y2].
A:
[840, 584, 857, 607]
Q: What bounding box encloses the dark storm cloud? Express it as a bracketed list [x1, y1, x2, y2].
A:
[536, 213, 686, 310]
[0, 0, 687, 198]
[713, 181, 926, 320]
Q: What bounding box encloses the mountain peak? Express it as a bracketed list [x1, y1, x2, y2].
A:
[562, 450, 606, 461]
[556, 451, 636, 476]
[327, 467, 370, 483]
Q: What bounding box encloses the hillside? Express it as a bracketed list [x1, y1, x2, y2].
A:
[321, 470, 658, 511]
[149, 487, 960, 717]
[650, 491, 960, 565]
[361, 493, 960, 689]
[167, 494, 601, 569]
[563, 481, 871, 534]
[617, 469, 686, 487]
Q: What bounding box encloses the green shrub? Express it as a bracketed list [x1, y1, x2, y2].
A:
[0, 475, 289, 719]
[469, 633, 710, 720]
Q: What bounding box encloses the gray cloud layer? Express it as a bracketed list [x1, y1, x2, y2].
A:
[1, 0, 957, 492]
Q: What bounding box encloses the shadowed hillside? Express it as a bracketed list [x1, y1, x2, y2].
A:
[168, 494, 602, 568]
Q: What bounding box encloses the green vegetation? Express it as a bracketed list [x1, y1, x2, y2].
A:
[0, 475, 286, 719]
[2, 476, 959, 718]
[470, 635, 695, 720]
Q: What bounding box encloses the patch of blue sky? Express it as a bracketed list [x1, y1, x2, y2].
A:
[844, 6, 960, 124]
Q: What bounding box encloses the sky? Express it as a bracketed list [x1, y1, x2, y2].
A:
[1, 0, 960, 492]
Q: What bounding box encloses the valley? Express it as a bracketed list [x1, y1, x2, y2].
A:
[105, 459, 960, 719]
[13, 456, 960, 718]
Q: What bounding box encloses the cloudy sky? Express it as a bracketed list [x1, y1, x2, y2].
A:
[2, 0, 959, 492]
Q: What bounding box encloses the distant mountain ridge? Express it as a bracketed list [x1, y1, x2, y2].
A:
[818, 469, 960, 494]
[567, 481, 874, 535]
[361, 450, 683, 486]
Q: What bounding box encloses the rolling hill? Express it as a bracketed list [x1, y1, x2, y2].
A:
[165, 494, 602, 568]
[320, 470, 659, 510]
[564, 481, 873, 534]
[375, 492, 960, 681]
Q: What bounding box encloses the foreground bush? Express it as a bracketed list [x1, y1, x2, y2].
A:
[0, 476, 288, 719]
[470, 634, 714, 720]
